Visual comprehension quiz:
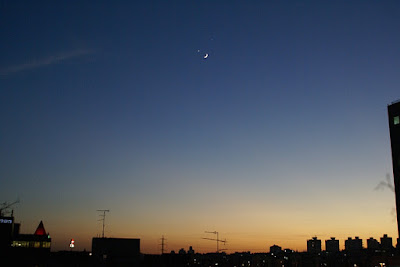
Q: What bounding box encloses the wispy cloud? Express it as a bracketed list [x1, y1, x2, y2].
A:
[0, 49, 93, 76]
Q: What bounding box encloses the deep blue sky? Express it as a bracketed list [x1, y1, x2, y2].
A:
[1, 1, 400, 252]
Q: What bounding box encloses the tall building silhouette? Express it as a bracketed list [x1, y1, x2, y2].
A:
[270, 244, 282, 255]
[380, 234, 393, 252]
[367, 237, 380, 251]
[325, 237, 339, 253]
[345, 237, 362, 251]
[388, 101, 400, 244]
[307, 237, 321, 254]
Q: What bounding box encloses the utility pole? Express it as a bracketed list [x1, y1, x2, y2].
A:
[202, 231, 227, 253]
[97, 209, 109, 238]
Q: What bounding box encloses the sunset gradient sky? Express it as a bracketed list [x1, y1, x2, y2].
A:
[1, 1, 400, 253]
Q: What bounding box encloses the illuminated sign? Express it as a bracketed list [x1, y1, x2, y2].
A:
[70, 239, 75, 248]
[0, 218, 13, 224]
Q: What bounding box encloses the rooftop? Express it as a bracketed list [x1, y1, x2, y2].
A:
[390, 99, 400, 105]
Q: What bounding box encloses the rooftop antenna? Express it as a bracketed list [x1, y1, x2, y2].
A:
[97, 209, 109, 238]
[160, 235, 167, 254]
[202, 231, 227, 253]
[0, 199, 19, 217]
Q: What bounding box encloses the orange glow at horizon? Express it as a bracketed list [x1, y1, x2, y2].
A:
[14, 168, 398, 254]
[43, 209, 397, 254]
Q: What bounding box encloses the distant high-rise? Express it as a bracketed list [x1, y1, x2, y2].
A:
[270, 244, 282, 255]
[367, 237, 380, 251]
[188, 246, 195, 255]
[345, 237, 362, 252]
[388, 101, 400, 241]
[381, 234, 393, 252]
[307, 237, 321, 254]
[325, 237, 339, 253]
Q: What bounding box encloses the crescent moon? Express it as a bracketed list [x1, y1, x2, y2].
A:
[204, 53, 209, 59]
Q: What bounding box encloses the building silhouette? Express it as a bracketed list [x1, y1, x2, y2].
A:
[381, 234, 394, 252]
[270, 244, 282, 255]
[345, 237, 363, 251]
[0, 216, 51, 265]
[11, 220, 51, 250]
[367, 237, 380, 252]
[188, 246, 195, 255]
[388, 100, 400, 246]
[92, 237, 140, 264]
[325, 237, 339, 253]
[0, 216, 16, 253]
[307, 237, 321, 254]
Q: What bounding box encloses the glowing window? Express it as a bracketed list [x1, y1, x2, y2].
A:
[395, 116, 400, 125]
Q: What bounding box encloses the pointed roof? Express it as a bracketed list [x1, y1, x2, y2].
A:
[34, 220, 47, 235]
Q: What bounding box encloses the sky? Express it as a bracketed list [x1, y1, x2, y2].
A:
[1, 0, 400, 253]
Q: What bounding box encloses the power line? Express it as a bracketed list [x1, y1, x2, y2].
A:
[202, 231, 227, 253]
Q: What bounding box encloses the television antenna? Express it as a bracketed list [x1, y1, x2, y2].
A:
[160, 235, 167, 254]
[97, 209, 110, 238]
[0, 199, 19, 217]
[202, 231, 227, 253]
